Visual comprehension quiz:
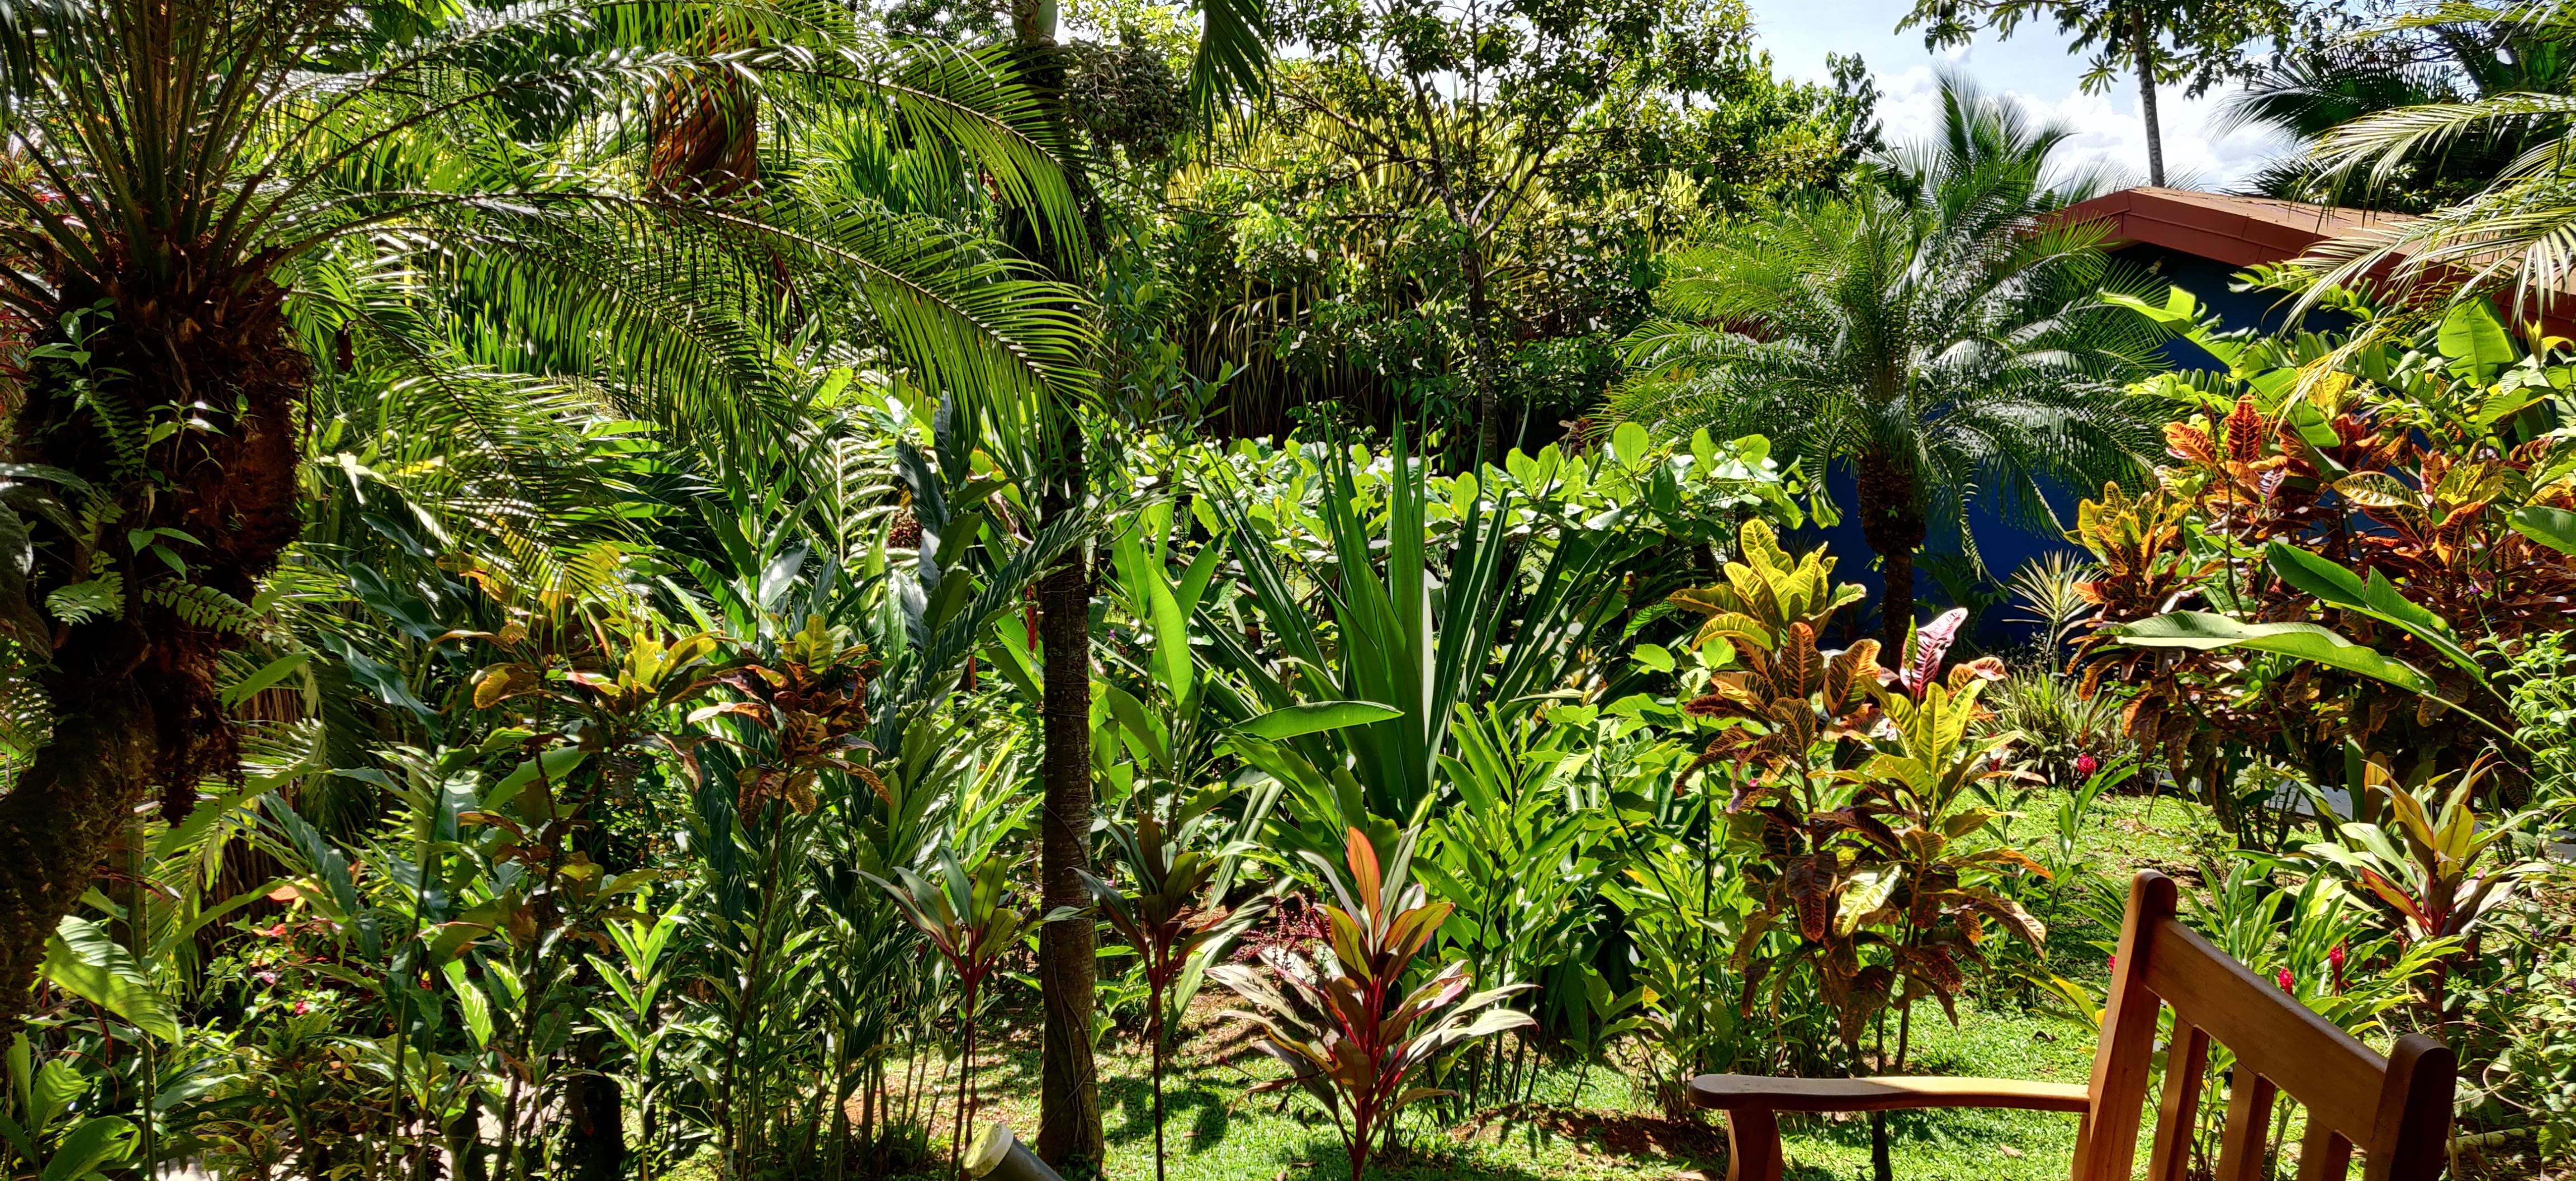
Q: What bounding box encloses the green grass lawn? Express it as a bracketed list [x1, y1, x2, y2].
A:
[870, 785, 2211, 1181]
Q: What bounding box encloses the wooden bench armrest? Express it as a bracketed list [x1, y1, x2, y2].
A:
[1687, 1073, 2092, 1113]
[1688, 1075, 2090, 1181]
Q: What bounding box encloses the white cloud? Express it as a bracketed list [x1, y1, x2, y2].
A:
[1866, 60, 2299, 191]
[1741, 1, 2302, 192]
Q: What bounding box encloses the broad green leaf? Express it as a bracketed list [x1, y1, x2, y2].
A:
[219, 651, 309, 708]
[1610, 421, 1650, 469]
[1235, 700, 1403, 740]
[2437, 301, 2516, 383]
[39, 1116, 135, 1181]
[2110, 611, 2433, 693]
[489, 745, 588, 814]
[442, 961, 494, 1049]
[2511, 505, 2576, 556]
[40, 919, 176, 1042]
[2262, 542, 2478, 675]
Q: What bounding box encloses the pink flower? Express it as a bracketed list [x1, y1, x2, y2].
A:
[255, 970, 278, 986]
[2276, 969, 2295, 994]
[2075, 753, 2100, 777]
[2106, 954, 2116, 974]
[292, 1000, 311, 1015]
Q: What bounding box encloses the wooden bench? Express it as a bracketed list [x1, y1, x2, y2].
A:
[1689, 870, 2455, 1180]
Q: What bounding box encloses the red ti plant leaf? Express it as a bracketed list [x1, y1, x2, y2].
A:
[1210, 828, 1531, 1181]
[1902, 608, 1968, 695]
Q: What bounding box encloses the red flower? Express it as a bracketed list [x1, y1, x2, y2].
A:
[2106, 954, 2115, 974]
[2276, 968, 2295, 994]
[2075, 753, 2100, 777]
[2328, 943, 2348, 993]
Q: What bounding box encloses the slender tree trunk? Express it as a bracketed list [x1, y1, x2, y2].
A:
[1007, 0, 1106, 1163]
[1035, 444, 1104, 1171]
[2133, 11, 2165, 188]
[1461, 240, 1505, 465]
[1855, 451, 1926, 659]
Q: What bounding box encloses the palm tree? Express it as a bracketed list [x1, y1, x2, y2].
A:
[1001, 0, 1273, 1160]
[2286, 5, 2576, 318]
[0, 0, 1087, 1029]
[2219, 21, 2572, 212]
[1616, 75, 2161, 655]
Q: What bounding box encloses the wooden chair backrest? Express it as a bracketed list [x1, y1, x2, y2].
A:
[2070, 871, 2454, 1181]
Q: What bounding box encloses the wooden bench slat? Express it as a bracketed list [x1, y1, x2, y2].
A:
[2143, 919, 2385, 1141]
[2147, 1023, 2212, 1181]
[1685, 1074, 2092, 1113]
[2215, 1071, 2280, 1181]
[2298, 1116, 2355, 1181]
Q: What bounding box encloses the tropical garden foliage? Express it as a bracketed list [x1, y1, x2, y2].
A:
[0, 0, 2572, 1180]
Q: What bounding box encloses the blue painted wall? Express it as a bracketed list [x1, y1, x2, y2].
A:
[1777, 244, 2345, 652]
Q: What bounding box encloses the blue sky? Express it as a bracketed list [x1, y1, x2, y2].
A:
[1743, 0, 2299, 188]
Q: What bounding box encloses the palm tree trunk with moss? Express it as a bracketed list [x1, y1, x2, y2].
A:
[0, 270, 307, 1031]
[1856, 451, 1926, 658]
[0, 674, 157, 1026]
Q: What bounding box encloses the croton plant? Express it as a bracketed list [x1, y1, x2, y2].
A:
[2069, 289, 2576, 811]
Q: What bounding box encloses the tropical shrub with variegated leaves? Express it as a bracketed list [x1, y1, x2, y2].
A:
[2068, 290, 2576, 815]
[1669, 523, 2052, 1070]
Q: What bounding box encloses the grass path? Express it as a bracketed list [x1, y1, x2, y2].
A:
[865, 787, 2212, 1180]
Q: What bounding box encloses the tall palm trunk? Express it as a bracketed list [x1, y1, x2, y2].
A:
[2133, 10, 2165, 187]
[1034, 452, 1102, 1169]
[1855, 451, 1926, 659]
[0, 272, 309, 1027]
[1007, 1, 1107, 1162]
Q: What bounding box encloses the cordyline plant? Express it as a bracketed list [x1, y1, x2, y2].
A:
[2303, 756, 2549, 1007]
[1077, 813, 1272, 1181]
[1210, 828, 1533, 1181]
[866, 847, 1066, 1181]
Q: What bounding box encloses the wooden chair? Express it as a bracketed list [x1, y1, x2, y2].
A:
[1689, 870, 2455, 1180]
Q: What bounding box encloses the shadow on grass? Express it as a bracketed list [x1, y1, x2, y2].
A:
[1103, 1073, 1237, 1156]
[1268, 1132, 1617, 1181]
[1781, 1102, 2077, 1160]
